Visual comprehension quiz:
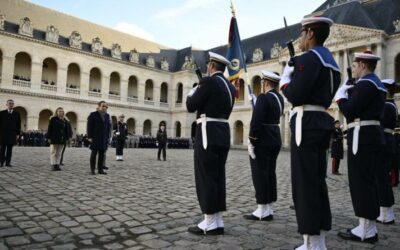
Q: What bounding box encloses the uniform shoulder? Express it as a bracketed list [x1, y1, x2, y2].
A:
[297, 50, 320, 64]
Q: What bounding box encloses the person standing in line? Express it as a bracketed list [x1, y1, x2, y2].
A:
[279, 17, 341, 249]
[375, 78, 398, 224]
[156, 122, 167, 161]
[336, 51, 385, 244]
[244, 70, 284, 221]
[331, 120, 344, 175]
[114, 114, 128, 161]
[186, 52, 235, 235]
[59, 118, 73, 166]
[87, 101, 111, 175]
[0, 99, 21, 167]
[47, 107, 72, 171]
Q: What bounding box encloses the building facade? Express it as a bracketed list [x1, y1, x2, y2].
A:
[0, 0, 399, 148]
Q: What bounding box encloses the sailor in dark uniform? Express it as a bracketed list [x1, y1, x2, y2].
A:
[376, 79, 397, 224]
[331, 120, 344, 175]
[244, 71, 284, 221]
[186, 52, 235, 235]
[114, 114, 128, 161]
[279, 17, 341, 249]
[336, 51, 385, 244]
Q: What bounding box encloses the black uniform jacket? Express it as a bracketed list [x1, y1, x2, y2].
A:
[186, 71, 236, 148]
[338, 74, 386, 146]
[282, 47, 341, 131]
[249, 89, 284, 147]
[0, 109, 21, 145]
[47, 117, 72, 144]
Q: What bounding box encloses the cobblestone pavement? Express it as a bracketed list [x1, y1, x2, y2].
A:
[0, 147, 399, 250]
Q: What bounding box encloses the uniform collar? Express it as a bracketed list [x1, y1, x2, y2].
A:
[210, 71, 223, 77]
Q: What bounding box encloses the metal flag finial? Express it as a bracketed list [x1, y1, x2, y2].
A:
[230, 0, 236, 17]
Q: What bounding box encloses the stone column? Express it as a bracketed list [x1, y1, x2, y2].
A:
[0, 54, 15, 88]
[243, 124, 249, 145]
[376, 43, 384, 78]
[56, 67, 67, 95]
[154, 86, 160, 105]
[343, 50, 349, 79]
[138, 81, 145, 104]
[30, 60, 43, 91]
[80, 71, 89, 98]
[101, 75, 110, 99]
[77, 119, 87, 135]
[120, 79, 128, 102]
[27, 115, 39, 130]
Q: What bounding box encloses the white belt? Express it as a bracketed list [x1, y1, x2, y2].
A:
[347, 119, 380, 155]
[196, 114, 229, 149]
[384, 128, 394, 134]
[291, 105, 326, 146]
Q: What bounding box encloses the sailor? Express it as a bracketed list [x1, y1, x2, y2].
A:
[244, 70, 284, 221]
[186, 51, 236, 235]
[280, 16, 341, 249]
[336, 51, 385, 244]
[331, 120, 344, 175]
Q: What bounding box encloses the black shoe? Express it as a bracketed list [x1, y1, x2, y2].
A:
[187, 226, 224, 235]
[0, 161, 4, 167]
[163, 159, 166, 161]
[91, 170, 96, 175]
[52, 165, 61, 171]
[338, 231, 378, 244]
[376, 219, 395, 225]
[243, 214, 273, 221]
[98, 171, 107, 175]
[5, 164, 12, 167]
[102, 166, 109, 170]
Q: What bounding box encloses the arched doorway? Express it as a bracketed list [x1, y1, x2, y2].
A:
[111, 116, 117, 130]
[109, 72, 120, 95]
[65, 112, 78, 136]
[252, 75, 261, 96]
[175, 121, 181, 137]
[127, 118, 136, 134]
[38, 109, 53, 131]
[14, 106, 27, 132]
[145, 79, 153, 101]
[128, 75, 138, 98]
[176, 83, 183, 103]
[66, 63, 80, 89]
[160, 82, 168, 103]
[395, 53, 400, 83]
[14, 52, 32, 82]
[191, 121, 197, 138]
[0, 50, 3, 78]
[41, 57, 57, 85]
[234, 120, 244, 145]
[89, 67, 101, 92]
[238, 78, 245, 101]
[143, 119, 152, 136]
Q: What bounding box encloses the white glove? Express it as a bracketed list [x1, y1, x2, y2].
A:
[156, 142, 159, 147]
[279, 64, 294, 88]
[248, 94, 257, 104]
[334, 83, 354, 102]
[247, 139, 256, 159]
[187, 86, 198, 97]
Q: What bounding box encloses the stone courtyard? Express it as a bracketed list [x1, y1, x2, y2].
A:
[0, 147, 399, 250]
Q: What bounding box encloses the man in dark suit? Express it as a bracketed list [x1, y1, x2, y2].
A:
[186, 52, 235, 235]
[0, 100, 21, 167]
[87, 101, 111, 175]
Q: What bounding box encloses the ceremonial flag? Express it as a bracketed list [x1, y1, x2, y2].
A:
[226, 6, 247, 98]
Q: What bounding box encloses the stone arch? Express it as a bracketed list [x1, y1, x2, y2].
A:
[395, 53, 400, 83]
[160, 82, 168, 103]
[109, 71, 120, 95]
[234, 120, 244, 145]
[252, 75, 262, 96]
[14, 106, 27, 131]
[89, 67, 101, 92]
[238, 78, 245, 101]
[65, 111, 78, 136]
[145, 79, 153, 101]
[128, 75, 138, 98]
[38, 109, 53, 131]
[111, 115, 117, 129]
[14, 52, 32, 81]
[143, 119, 152, 136]
[175, 121, 181, 137]
[66, 63, 80, 89]
[41, 57, 57, 85]
[127, 118, 136, 134]
[176, 82, 183, 103]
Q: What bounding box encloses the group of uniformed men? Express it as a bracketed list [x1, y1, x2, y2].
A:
[185, 16, 398, 249]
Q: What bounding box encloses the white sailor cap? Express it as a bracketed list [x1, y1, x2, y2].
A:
[301, 16, 333, 27]
[354, 50, 381, 61]
[261, 70, 280, 83]
[382, 79, 396, 85]
[208, 52, 230, 66]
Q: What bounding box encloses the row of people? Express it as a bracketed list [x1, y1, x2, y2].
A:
[184, 17, 398, 250]
[41, 80, 56, 85]
[13, 74, 30, 81]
